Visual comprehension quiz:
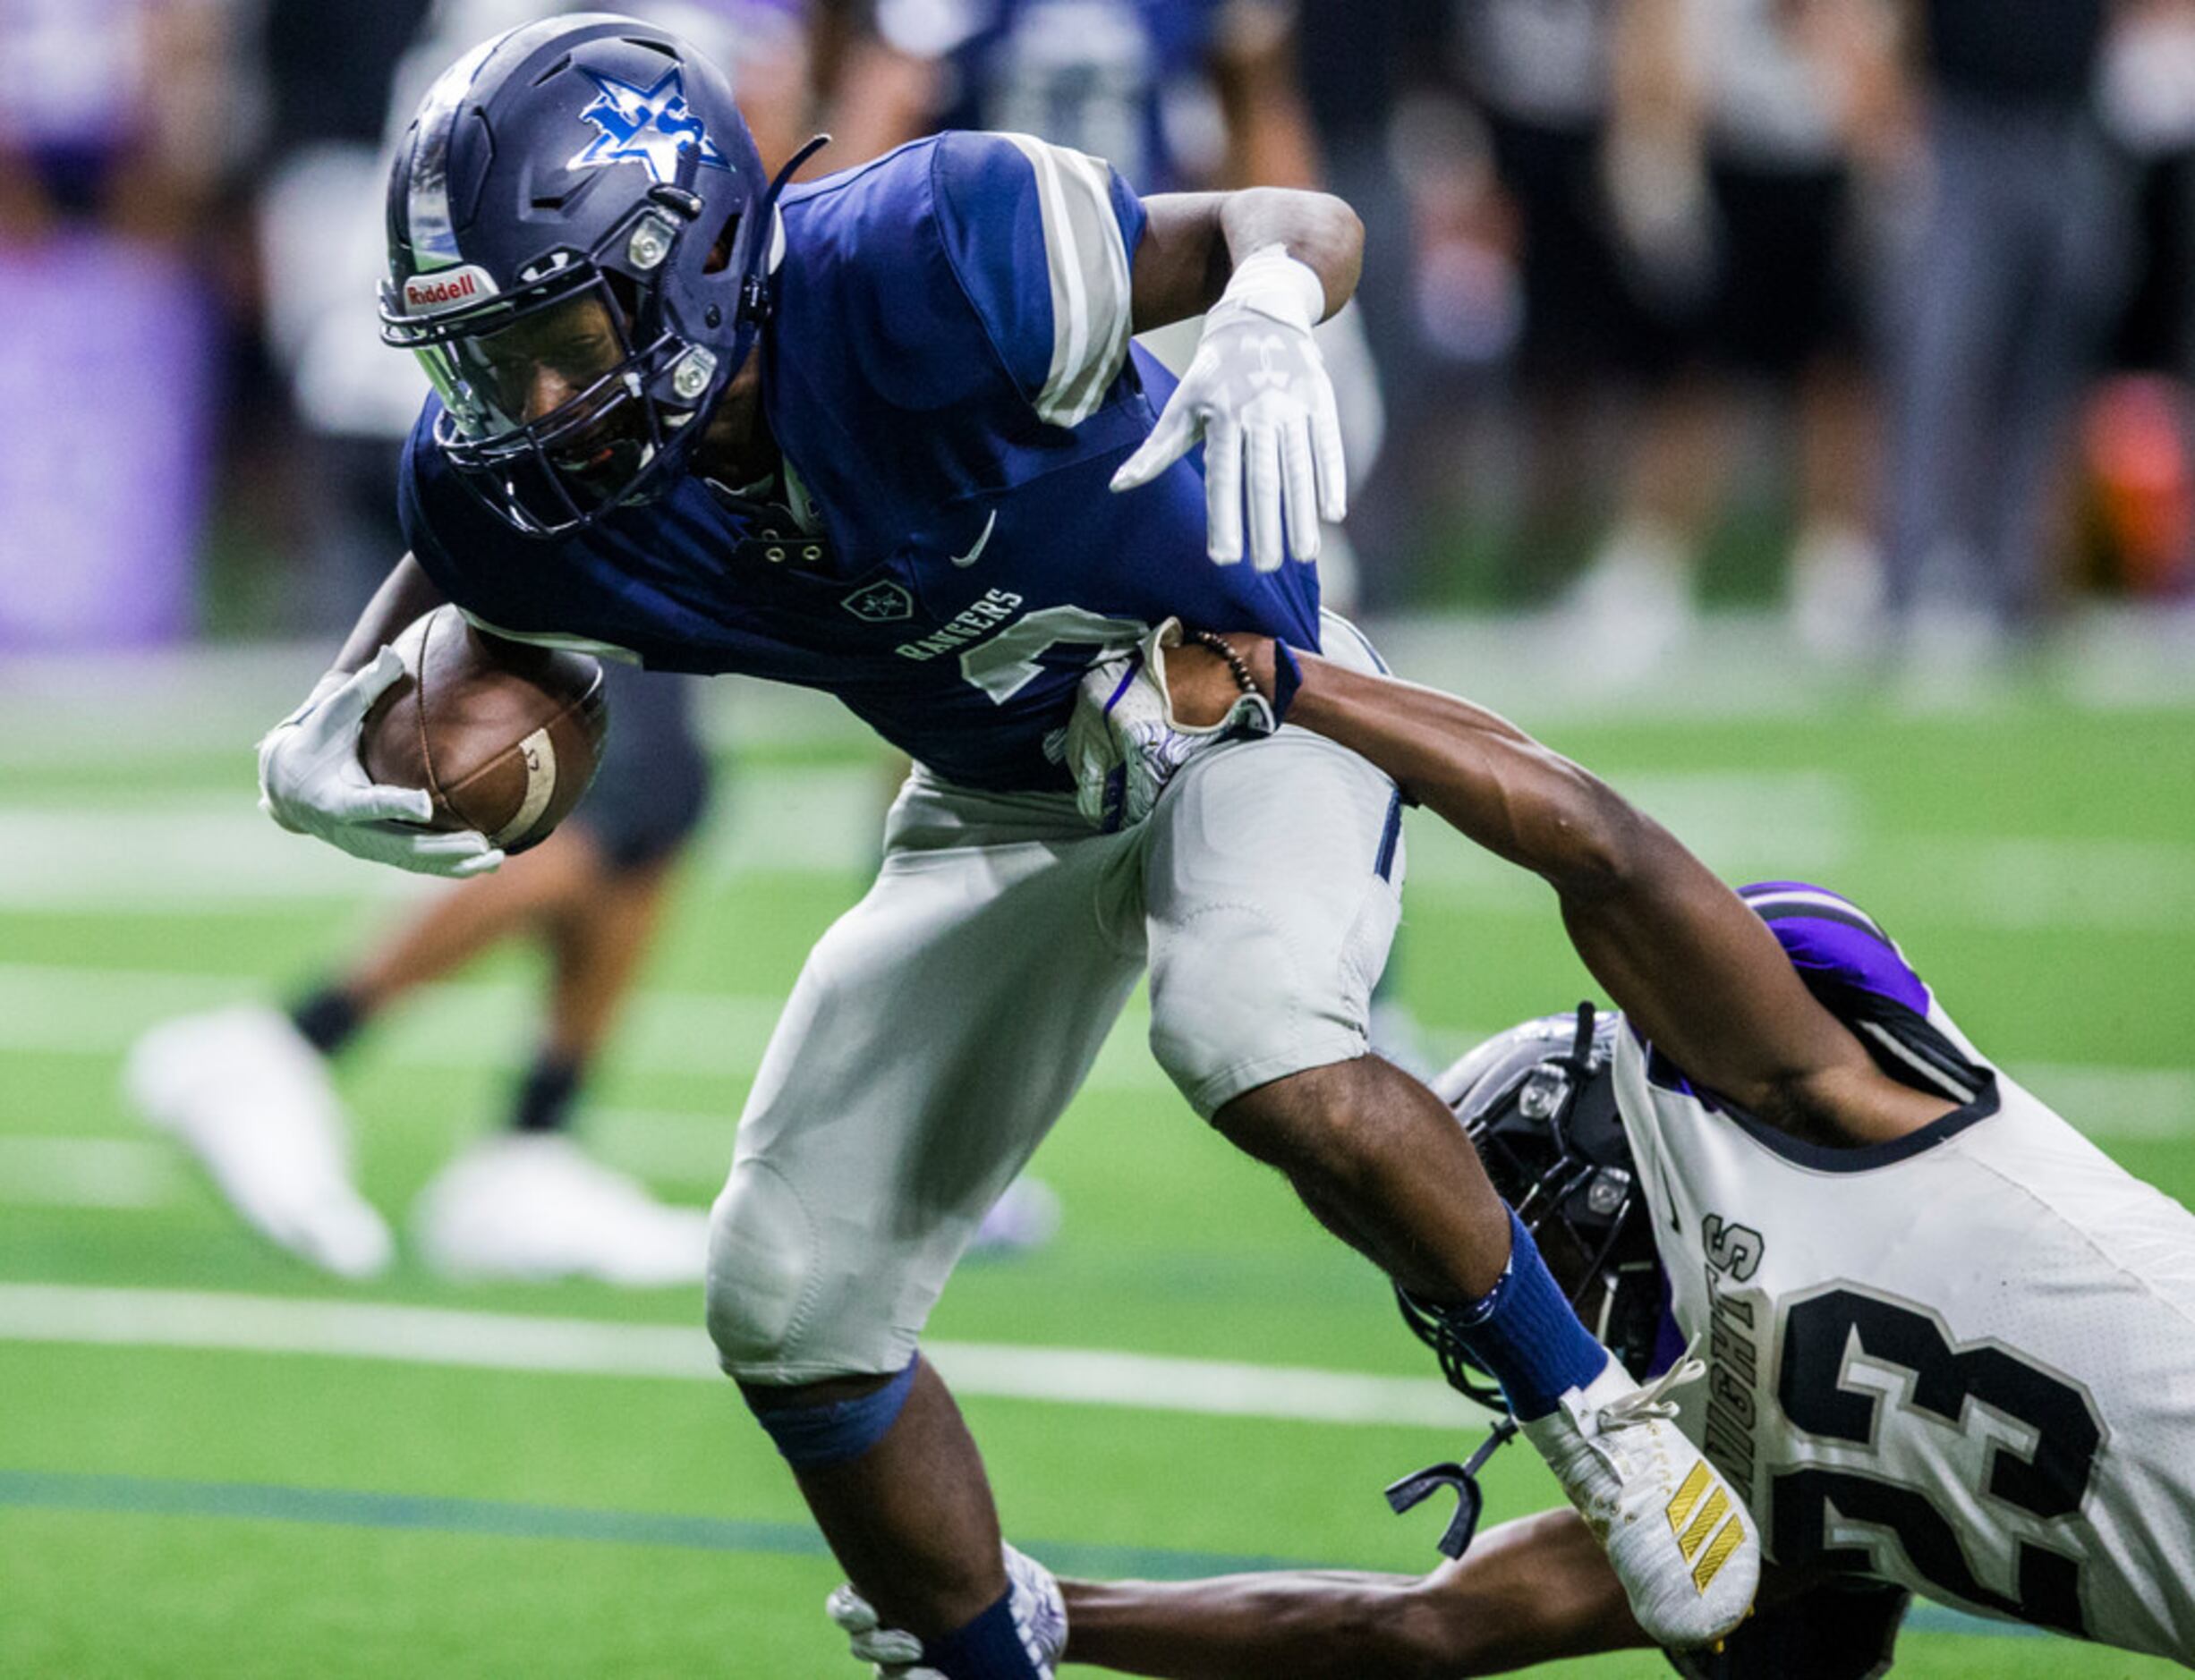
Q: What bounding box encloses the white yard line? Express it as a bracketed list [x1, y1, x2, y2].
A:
[0, 1138, 178, 1208]
[4, 961, 2187, 1136]
[0, 1284, 1468, 1430]
[0, 963, 1173, 1092]
[2012, 1065, 2195, 1141]
[0, 765, 884, 910]
[7, 768, 2191, 931]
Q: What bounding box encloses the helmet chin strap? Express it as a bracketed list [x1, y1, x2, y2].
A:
[740, 133, 832, 327]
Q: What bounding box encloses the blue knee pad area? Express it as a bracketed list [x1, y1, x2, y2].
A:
[744, 1358, 919, 1470]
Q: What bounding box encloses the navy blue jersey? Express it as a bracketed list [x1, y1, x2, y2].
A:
[400, 131, 1322, 791]
[875, 0, 1230, 191]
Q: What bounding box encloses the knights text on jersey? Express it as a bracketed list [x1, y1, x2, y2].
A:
[1618, 883, 2195, 1662]
[398, 130, 1323, 792]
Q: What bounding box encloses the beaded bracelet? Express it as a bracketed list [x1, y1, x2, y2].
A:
[1187, 628, 1256, 696]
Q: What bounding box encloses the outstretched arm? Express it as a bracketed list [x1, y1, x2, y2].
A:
[1176, 641, 1951, 1146]
[1062, 1509, 1643, 1679]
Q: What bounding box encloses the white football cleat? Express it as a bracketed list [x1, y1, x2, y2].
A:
[413, 1133, 708, 1286]
[1520, 1346, 1757, 1650]
[826, 1544, 1066, 1679]
[123, 1005, 394, 1278]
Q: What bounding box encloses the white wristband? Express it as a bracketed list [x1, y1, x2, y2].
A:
[1217, 243, 1325, 335]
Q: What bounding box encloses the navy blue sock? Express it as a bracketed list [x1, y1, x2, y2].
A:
[1445, 1209, 1610, 1421]
[289, 987, 363, 1057]
[923, 1591, 1042, 1680]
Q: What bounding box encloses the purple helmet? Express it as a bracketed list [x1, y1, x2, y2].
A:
[379, 13, 793, 536]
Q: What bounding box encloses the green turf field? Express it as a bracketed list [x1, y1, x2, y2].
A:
[2, 637, 2191, 1677]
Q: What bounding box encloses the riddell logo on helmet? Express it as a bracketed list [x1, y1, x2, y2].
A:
[402, 265, 499, 314]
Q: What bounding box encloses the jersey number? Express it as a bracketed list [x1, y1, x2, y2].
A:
[1773, 1287, 2103, 1637]
[959, 605, 1147, 702]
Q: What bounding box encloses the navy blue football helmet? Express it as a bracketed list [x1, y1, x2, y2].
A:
[379, 13, 812, 536]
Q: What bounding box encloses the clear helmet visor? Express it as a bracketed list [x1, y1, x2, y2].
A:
[414, 288, 633, 441]
[412, 285, 667, 521]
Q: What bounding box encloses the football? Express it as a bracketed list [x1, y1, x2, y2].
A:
[359, 605, 608, 854]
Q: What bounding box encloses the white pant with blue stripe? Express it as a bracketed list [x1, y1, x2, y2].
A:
[707, 615, 1404, 1384]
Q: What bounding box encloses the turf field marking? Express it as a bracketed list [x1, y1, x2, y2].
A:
[0, 1468, 2042, 1642]
[8, 776, 2195, 932]
[0, 962, 1175, 1093]
[2012, 1065, 2195, 1140]
[0, 766, 883, 909]
[0, 1469, 1302, 1581]
[6, 961, 2188, 1137]
[4, 613, 2187, 768]
[0, 1284, 1474, 1429]
[0, 1138, 178, 1208]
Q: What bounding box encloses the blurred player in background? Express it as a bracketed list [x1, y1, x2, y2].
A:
[0, 0, 242, 649]
[122, 0, 811, 1285]
[830, 628, 2195, 1676]
[1879, 0, 2131, 671]
[1560, 0, 1893, 675]
[125, 661, 718, 1284]
[827, 0, 1318, 196]
[1449, 0, 1658, 595]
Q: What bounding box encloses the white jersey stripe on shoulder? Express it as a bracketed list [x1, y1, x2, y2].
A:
[1857, 1018, 1978, 1104]
[999, 134, 1093, 422]
[998, 133, 1131, 428]
[1052, 146, 1134, 420]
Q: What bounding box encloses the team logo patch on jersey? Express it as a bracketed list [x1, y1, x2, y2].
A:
[842, 581, 915, 623]
[568, 67, 730, 184]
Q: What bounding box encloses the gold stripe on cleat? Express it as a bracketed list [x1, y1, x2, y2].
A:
[1692, 1516, 1746, 1594]
[1666, 1462, 1714, 1533]
[1676, 1487, 1730, 1563]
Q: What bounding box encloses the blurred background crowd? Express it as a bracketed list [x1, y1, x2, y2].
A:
[2, 0, 2192, 686]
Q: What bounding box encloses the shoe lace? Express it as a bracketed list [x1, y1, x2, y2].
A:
[1596, 1333, 1707, 1433]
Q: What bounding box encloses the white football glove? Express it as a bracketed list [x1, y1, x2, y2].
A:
[825, 1545, 1066, 1680]
[1066, 618, 1275, 834]
[1110, 243, 1346, 571]
[255, 644, 504, 878]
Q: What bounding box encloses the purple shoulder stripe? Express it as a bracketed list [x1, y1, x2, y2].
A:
[1739, 880, 1930, 1016]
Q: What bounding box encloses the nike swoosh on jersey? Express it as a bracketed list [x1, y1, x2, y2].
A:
[950, 511, 999, 568]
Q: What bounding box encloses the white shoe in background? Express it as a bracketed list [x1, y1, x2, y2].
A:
[1559, 523, 1698, 688]
[1789, 522, 1887, 666]
[413, 1133, 709, 1286]
[123, 1005, 394, 1278]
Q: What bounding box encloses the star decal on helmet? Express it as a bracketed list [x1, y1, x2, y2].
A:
[568, 66, 731, 184]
